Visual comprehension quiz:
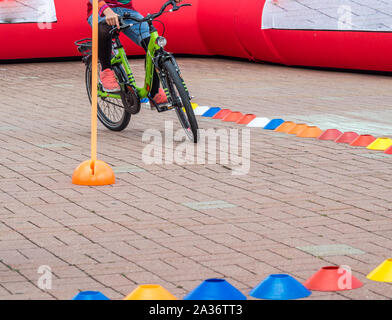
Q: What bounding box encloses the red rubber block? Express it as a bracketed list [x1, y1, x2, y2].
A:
[223, 111, 244, 122]
[318, 129, 342, 141]
[236, 114, 256, 125]
[304, 266, 363, 292]
[385, 146, 392, 154]
[212, 109, 232, 119]
[350, 134, 376, 147]
[335, 132, 359, 144]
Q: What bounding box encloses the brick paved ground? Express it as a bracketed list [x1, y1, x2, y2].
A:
[0, 57, 391, 300]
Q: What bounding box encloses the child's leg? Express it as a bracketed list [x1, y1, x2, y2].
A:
[98, 22, 113, 71]
[117, 8, 161, 98]
[88, 15, 112, 71]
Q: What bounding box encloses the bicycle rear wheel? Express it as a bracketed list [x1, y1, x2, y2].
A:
[85, 59, 131, 131]
[162, 60, 199, 143]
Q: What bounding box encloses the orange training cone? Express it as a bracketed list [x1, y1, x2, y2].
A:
[222, 111, 244, 122]
[275, 121, 296, 133]
[350, 134, 376, 147]
[296, 126, 323, 138]
[124, 285, 177, 300]
[304, 266, 363, 291]
[72, 0, 115, 186]
[237, 114, 256, 125]
[212, 109, 232, 119]
[288, 124, 308, 135]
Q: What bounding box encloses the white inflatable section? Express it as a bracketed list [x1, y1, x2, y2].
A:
[262, 0, 392, 32]
[0, 0, 57, 24]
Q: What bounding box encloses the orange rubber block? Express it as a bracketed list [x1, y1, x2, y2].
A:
[318, 129, 342, 141]
[275, 121, 297, 133]
[287, 124, 308, 135]
[385, 146, 392, 154]
[236, 114, 256, 125]
[350, 134, 376, 147]
[212, 109, 232, 119]
[367, 137, 392, 151]
[297, 126, 323, 138]
[223, 111, 243, 122]
[72, 160, 115, 186]
[124, 285, 177, 300]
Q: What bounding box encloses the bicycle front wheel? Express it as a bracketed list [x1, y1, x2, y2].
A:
[162, 60, 199, 143]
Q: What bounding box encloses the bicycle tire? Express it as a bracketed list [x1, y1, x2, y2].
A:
[85, 59, 131, 132]
[162, 60, 199, 143]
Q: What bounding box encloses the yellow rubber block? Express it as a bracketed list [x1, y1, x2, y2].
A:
[124, 284, 177, 300]
[366, 137, 392, 151]
[367, 259, 392, 282]
[274, 121, 297, 133]
[182, 103, 198, 113]
[288, 124, 308, 135]
[296, 126, 324, 138]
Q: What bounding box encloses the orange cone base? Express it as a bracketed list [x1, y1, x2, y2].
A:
[72, 160, 115, 186]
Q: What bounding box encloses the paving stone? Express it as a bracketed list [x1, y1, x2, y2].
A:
[297, 244, 366, 257]
[182, 200, 236, 210]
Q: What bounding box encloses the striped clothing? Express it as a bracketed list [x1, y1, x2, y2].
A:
[87, 0, 134, 17]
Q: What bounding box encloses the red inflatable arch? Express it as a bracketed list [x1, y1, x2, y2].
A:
[1, 0, 392, 72]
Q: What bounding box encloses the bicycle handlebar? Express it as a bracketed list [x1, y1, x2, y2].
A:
[116, 0, 191, 30]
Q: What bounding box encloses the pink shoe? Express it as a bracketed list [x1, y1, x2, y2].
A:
[99, 68, 120, 92]
[153, 88, 168, 105]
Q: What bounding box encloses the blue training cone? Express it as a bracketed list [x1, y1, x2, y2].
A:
[202, 107, 221, 117]
[72, 291, 110, 300]
[264, 119, 285, 130]
[250, 274, 311, 300]
[184, 278, 247, 300]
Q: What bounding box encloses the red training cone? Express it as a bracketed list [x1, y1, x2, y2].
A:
[304, 266, 363, 292]
[223, 111, 244, 122]
[237, 114, 256, 125]
[212, 109, 232, 119]
[318, 129, 342, 141]
[335, 132, 359, 144]
[385, 146, 392, 154]
[350, 134, 376, 147]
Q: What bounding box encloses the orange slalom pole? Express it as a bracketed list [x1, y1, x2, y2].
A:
[71, 0, 115, 186]
[91, 0, 98, 162]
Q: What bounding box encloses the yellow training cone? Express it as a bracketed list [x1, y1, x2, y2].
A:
[183, 103, 198, 113]
[367, 259, 392, 282]
[124, 284, 177, 300]
[366, 138, 392, 151]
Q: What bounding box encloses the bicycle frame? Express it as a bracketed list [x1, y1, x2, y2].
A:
[97, 28, 160, 100]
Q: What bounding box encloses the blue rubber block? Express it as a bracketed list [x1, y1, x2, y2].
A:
[263, 118, 285, 130]
[202, 107, 221, 117]
[184, 279, 247, 300]
[140, 98, 149, 103]
[72, 291, 110, 300]
[250, 274, 311, 300]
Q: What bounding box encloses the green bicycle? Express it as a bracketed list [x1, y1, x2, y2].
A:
[75, 0, 199, 143]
